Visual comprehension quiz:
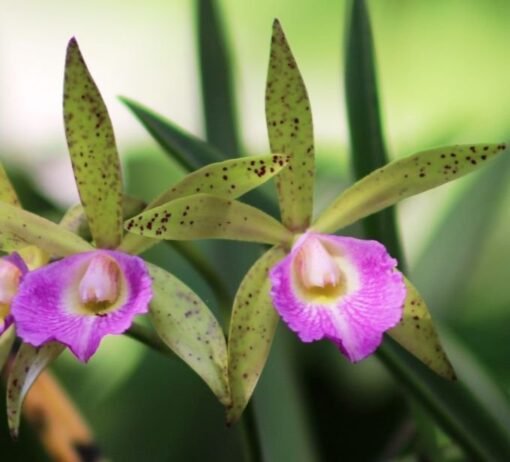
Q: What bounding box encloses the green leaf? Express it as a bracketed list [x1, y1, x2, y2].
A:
[7, 342, 65, 437]
[125, 194, 292, 246]
[266, 20, 315, 232]
[0, 162, 20, 207]
[227, 246, 286, 424]
[60, 195, 146, 240]
[196, 0, 240, 155]
[64, 38, 123, 249]
[0, 201, 93, 255]
[147, 263, 229, 405]
[378, 339, 510, 461]
[387, 277, 455, 380]
[340, 0, 402, 259]
[120, 97, 224, 171]
[119, 154, 289, 254]
[413, 152, 510, 317]
[313, 143, 508, 234]
[0, 325, 15, 373]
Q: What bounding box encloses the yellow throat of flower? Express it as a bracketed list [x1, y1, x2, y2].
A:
[293, 235, 347, 303]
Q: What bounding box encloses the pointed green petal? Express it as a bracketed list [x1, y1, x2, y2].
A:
[7, 342, 64, 437]
[64, 38, 123, 249]
[0, 201, 93, 255]
[119, 154, 289, 253]
[266, 20, 315, 232]
[227, 246, 286, 423]
[387, 277, 455, 380]
[147, 263, 229, 405]
[313, 143, 508, 233]
[125, 194, 292, 246]
[0, 326, 15, 373]
[0, 162, 20, 207]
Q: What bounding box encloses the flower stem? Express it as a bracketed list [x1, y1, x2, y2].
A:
[241, 401, 264, 462]
[125, 323, 175, 358]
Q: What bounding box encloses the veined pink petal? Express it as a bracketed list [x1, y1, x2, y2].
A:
[11, 250, 152, 362]
[0, 253, 28, 336]
[270, 233, 406, 362]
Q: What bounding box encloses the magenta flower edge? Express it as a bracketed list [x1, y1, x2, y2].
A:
[269, 233, 406, 362]
[11, 250, 153, 362]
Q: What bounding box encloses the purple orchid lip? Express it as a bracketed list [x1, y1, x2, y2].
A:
[0, 253, 29, 336]
[11, 250, 153, 362]
[270, 232, 406, 362]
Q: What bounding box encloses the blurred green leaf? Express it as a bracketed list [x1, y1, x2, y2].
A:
[148, 263, 230, 405]
[125, 194, 292, 245]
[227, 246, 286, 424]
[196, 0, 240, 156]
[0, 202, 93, 256]
[266, 20, 315, 232]
[313, 143, 508, 235]
[120, 154, 289, 254]
[0, 326, 15, 373]
[413, 153, 510, 316]
[388, 277, 455, 380]
[121, 97, 224, 171]
[0, 162, 20, 207]
[378, 338, 510, 461]
[63, 38, 123, 249]
[7, 342, 65, 437]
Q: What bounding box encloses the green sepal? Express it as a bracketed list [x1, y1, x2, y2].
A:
[266, 20, 315, 232]
[147, 263, 230, 405]
[0, 162, 20, 208]
[60, 195, 146, 240]
[6, 342, 65, 437]
[119, 154, 289, 253]
[125, 194, 292, 246]
[387, 276, 456, 380]
[312, 143, 508, 233]
[64, 38, 123, 249]
[0, 325, 15, 373]
[0, 202, 93, 256]
[226, 245, 286, 423]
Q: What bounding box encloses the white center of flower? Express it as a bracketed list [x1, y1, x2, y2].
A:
[0, 259, 22, 306]
[295, 236, 341, 290]
[79, 254, 121, 305]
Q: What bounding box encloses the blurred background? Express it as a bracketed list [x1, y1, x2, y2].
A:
[2, 0, 510, 460]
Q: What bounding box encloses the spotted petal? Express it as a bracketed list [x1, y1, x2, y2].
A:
[64, 38, 123, 249]
[125, 194, 292, 246]
[266, 20, 315, 231]
[12, 250, 152, 362]
[387, 276, 455, 380]
[312, 143, 508, 234]
[6, 342, 65, 437]
[270, 233, 406, 361]
[0, 202, 93, 256]
[120, 154, 289, 254]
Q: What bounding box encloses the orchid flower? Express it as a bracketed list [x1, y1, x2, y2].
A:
[124, 20, 508, 422]
[0, 38, 291, 436]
